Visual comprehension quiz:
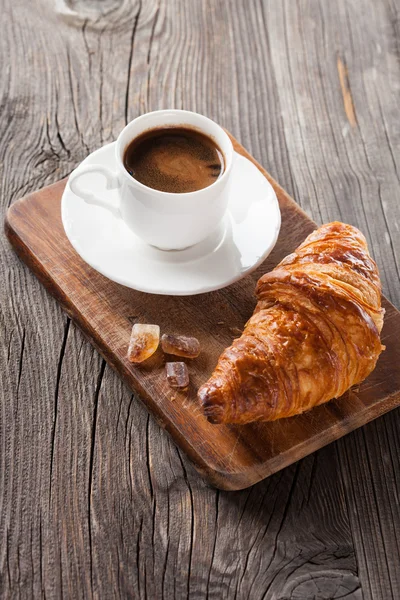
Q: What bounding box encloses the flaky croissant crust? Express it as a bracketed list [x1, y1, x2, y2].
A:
[198, 222, 385, 424]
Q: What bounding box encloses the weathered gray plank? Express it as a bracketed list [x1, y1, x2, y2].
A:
[0, 0, 399, 598]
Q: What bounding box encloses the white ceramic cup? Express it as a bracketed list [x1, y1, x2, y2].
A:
[68, 109, 234, 250]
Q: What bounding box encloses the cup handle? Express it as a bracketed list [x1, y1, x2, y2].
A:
[68, 164, 122, 218]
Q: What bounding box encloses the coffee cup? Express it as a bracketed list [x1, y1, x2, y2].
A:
[68, 109, 234, 250]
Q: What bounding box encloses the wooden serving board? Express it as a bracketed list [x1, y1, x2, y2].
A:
[5, 135, 400, 491]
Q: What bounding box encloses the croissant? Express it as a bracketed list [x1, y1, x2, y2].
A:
[199, 222, 385, 424]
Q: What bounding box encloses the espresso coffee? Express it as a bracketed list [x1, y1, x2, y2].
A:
[123, 126, 225, 193]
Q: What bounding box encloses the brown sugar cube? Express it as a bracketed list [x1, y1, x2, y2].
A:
[127, 324, 160, 363]
[165, 362, 189, 389]
[161, 334, 200, 358]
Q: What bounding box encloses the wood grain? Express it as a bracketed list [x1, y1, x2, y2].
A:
[6, 134, 400, 493]
[1, 0, 399, 598]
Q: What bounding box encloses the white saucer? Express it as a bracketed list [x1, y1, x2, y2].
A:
[62, 143, 281, 295]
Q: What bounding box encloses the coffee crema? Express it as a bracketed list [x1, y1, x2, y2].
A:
[123, 126, 225, 193]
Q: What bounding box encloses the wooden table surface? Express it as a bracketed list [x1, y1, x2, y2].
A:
[1, 1, 399, 598]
